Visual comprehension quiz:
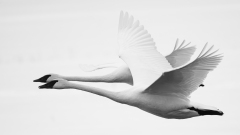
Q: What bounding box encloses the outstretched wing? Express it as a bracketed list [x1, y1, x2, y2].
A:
[145, 44, 223, 97]
[165, 39, 196, 68]
[118, 11, 172, 87]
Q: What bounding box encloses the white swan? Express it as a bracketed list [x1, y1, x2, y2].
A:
[34, 11, 223, 119]
[34, 39, 196, 85]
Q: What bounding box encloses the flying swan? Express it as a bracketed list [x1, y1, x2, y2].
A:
[34, 11, 223, 119]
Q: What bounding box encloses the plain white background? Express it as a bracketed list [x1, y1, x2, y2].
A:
[0, 0, 240, 134]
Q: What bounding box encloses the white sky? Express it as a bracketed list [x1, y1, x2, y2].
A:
[0, 0, 240, 135]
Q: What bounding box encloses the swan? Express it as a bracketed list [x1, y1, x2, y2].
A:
[34, 11, 223, 119]
[34, 38, 196, 85]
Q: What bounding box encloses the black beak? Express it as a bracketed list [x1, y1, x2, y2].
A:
[218, 110, 224, 116]
[34, 75, 51, 82]
[39, 80, 58, 89]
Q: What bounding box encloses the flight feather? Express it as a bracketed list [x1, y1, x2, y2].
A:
[118, 11, 172, 87]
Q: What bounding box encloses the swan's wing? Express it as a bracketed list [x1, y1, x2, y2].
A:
[145, 44, 223, 97]
[165, 39, 196, 68]
[118, 11, 172, 87]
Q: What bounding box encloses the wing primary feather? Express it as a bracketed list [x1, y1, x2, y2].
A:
[123, 12, 129, 29]
[128, 33, 151, 46]
[201, 45, 214, 57]
[119, 11, 124, 31]
[123, 29, 147, 50]
[178, 40, 185, 49]
[127, 15, 134, 29]
[165, 40, 196, 68]
[181, 42, 191, 49]
[126, 25, 144, 42]
[125, 21, 141, 39]
[122, 21, 140, 46]
[173, 39, 179, 51]
[204, 49, 219, 57]
[128, 36, 153, 47]
[197, 43, 208, 58]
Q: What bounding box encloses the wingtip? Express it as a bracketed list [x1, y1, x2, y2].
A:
[173, 39, 179, 51]
[174, 39, 193, 51]
[178, 40, 185, 49]
[197, 43, 222, 58]
[181, 42, 191, 49]
[119, 11, 131, 31]
[197, 43, 208, 58]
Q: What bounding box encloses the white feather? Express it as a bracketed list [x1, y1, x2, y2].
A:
[145, 45, 223, 97]
[118, 11, 172, 87]
[166, 39, 196, 68]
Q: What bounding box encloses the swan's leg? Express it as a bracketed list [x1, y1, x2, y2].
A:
[39, 80, 132, 104]
[34, 64, 133, 85]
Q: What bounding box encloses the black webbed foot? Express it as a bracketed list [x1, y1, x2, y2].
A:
[188, 107, 223, 116]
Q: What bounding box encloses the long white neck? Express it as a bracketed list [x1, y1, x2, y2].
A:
[63, 74, 114, 82]
[67, 81, 129, 104]
[62, 66, 133, 84]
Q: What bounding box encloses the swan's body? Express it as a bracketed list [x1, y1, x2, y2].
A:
[41, 39, 196, 85]
[34, 11, 223, 119]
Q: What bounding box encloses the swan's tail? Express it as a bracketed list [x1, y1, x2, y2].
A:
[189, 102, 224, 116]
